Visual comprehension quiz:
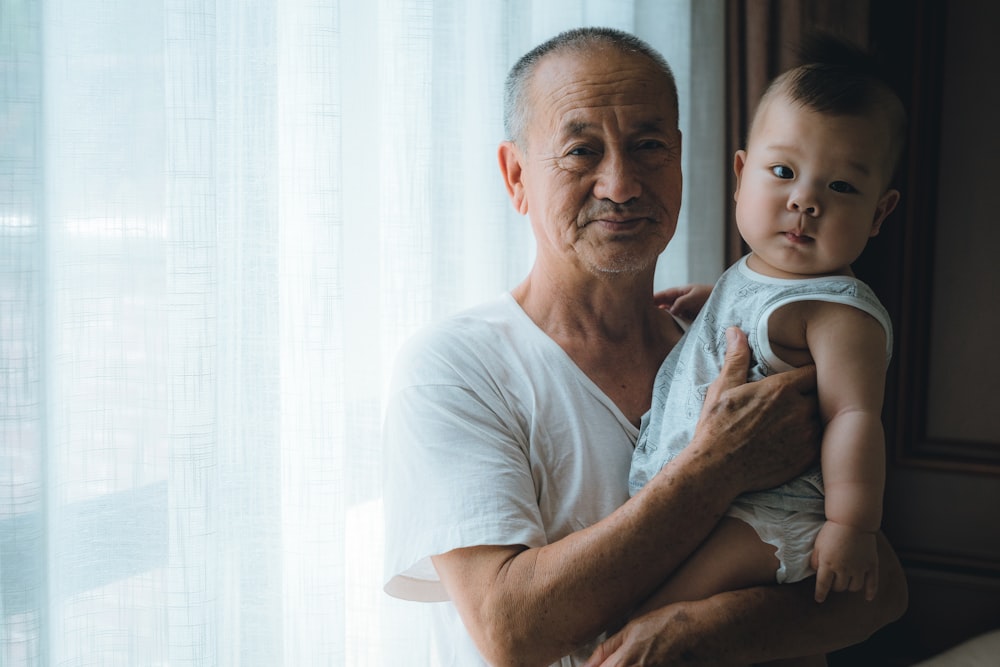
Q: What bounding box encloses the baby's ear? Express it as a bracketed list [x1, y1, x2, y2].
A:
[733, 150, 748, 202]
[870, 188, 901, 236]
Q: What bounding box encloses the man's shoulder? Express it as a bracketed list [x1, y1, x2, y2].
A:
[407, 293, 523, 351]
[391, 293, 537, 387]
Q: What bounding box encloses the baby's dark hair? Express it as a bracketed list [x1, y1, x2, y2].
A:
[752, 33, 908, 181]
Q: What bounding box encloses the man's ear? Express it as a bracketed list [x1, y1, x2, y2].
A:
[870, 188, 901, 237]
[498, 141, 528, 215]
[732, 150, 747, 202]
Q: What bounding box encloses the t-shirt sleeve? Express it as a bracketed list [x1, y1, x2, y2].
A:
[382, 334, 545, 602]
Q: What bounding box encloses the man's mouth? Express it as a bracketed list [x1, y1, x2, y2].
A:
[582, 202, 660, 231]
[592, 217, 649, 231]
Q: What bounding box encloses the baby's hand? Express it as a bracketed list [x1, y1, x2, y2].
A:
[810, 520, 879, 603]
[653, 283, 713, 322]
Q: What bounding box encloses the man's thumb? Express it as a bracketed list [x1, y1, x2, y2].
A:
[718, 327, 751, 389]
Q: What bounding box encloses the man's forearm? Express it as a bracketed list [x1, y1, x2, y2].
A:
[688, 532, 907, 664]
[435, 448, 740, 666]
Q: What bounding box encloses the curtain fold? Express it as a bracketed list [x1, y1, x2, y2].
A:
[1, 2, 722, 664]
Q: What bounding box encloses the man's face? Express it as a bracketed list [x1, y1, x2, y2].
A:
[505, 47, 683, 278]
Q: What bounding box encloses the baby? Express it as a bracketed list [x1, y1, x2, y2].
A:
[629, 36, 905, 625]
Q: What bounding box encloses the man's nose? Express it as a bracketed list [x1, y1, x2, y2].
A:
[788, 186, 821, 216]
[593, 151, 642, 203]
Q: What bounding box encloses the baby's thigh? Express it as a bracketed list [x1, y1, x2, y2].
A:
[654, 516, 781, 605]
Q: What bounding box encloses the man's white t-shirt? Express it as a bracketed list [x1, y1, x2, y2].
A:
[383, 293, 639, 666]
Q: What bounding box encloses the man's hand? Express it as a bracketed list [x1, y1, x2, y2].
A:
[812, 520, 879, 603]
[582, 599, 742, 667]
[689, 327, 821, 495]
[653, 283, 713, 322]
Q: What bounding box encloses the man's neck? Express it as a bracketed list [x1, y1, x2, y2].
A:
[512, 268, 682, 425]
[513, 272, 655, 341]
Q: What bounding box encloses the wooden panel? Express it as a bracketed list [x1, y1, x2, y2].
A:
[923, 1, 1000, 447]
[885, 0, 1000, 473]
[884, 469, 1000, 563]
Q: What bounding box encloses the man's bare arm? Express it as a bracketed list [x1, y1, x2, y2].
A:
[432, 329, 821, 667]
[583, 532, 906, 666]
[434, 449, 744, 666]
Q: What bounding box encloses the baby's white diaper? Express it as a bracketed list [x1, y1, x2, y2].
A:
[726, 500, 825, 584]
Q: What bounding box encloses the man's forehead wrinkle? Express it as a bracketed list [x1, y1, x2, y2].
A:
[546, 75, 665, 105]
[536, 55, 665, 96]
[543, 86, 673, 131]
[556, 112, 671, 138]
[528, 54, 678, 148]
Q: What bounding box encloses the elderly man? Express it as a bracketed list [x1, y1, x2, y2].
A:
[384, 27, 906, 666]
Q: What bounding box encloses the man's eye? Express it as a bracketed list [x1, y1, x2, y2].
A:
[636, 140, 665, 151]
[830, 181, 858, 194]
[771, 165, 793, 179]
[567, 146, 597, 157]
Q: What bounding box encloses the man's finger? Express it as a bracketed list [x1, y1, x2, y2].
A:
[713, 327, 752, 392]
[582, 633, 621, 667]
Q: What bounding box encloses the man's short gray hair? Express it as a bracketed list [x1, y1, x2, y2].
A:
[503, 27, 678, 148]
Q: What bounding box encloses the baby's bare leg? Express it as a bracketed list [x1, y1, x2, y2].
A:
[635, 517, 827, 665]
[634, 516, 779, 616]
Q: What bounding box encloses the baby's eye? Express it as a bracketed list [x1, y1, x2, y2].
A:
[771, 165, 793, 179]
[829, 181, 858, 194]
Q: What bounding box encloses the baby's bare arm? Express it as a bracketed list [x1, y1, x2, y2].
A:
[803, 302, 888, 529]
[788, 301, 888, 601]
[770, 299, 888, 529]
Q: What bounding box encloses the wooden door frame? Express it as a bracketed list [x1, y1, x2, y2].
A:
[880, 0, 1000, 475]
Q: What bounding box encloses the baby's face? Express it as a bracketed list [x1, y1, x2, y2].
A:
[733, 95, 899, 279]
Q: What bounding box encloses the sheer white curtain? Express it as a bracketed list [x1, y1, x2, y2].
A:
[0, 1, 723, 664]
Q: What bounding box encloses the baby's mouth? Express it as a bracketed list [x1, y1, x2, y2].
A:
[783, 231, 813, 244]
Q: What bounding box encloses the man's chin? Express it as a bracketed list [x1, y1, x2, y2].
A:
[586, 253, 659, 277]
